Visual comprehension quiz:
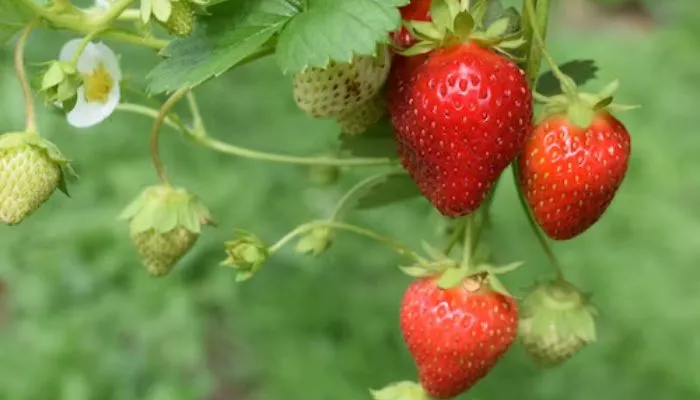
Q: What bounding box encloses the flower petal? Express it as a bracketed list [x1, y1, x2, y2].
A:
[59, 40, 104, 74]
[66, 83, 121, 129]
[93, 42, 122, 81]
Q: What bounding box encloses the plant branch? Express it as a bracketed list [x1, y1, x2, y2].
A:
[517, 0, 564, 280]
[523, 0, 573, 92]
[150, 89, 188, 186]
[442, 217, 467, 256]
[99, 29, 168, 50]
[194, 135, 395, 167]
[512, 165, 565, 280]
[269, 220, 426, 263]
[116, 103, 186, 132]
[330, 170, 401, 221]
[14, 19, 39, 134]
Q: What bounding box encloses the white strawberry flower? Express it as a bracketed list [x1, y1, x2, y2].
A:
[58, 39, 122, 128]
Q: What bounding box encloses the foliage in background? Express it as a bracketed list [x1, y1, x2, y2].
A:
[0, 0, 699, 399]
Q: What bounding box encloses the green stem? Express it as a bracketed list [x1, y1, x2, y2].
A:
[116, 103, 186, 132]
[268, 220, 425, 263]
[99, 29, 168, 50]
[517, 0, 565, 281]
[195, 135, 394, 167]
[442, 217, 466, 256]
[150, 88, 189, 186]
[68, 32, 98, 65]
[512, 164, 565, 280]
[523, 0, 574, 92]
[90, 0, 135, 28]
[330, 171, 402, 221]
[117, 100, 395, 168]
[14, 20, 39, 134]
[17, 0, 167, 50]
[186, 92, 206, 136]
[460, 214, 475, 268]
[116, 9, 141, 21]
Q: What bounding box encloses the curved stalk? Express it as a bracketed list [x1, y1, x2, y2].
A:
[269, 220, 426, 263]
[196, 136, 394, 167]
[14, 20, 39, 134]
[512, 165, 565, 280]
[150, 89, 188, 186]
[330, 170, 402, 220]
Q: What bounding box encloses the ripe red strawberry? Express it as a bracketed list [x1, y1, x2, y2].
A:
[392, 0, 432, 49]
[400, 275, 518, 398]
[388, 42, 532, 217]
[517, 112, 631, 240]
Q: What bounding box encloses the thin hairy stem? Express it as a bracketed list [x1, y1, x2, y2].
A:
[269, 220, 426, 263]
[14, 20, 39, 134]
[150, 89, 188, 186]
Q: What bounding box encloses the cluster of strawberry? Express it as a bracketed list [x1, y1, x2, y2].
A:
[293, 0, 631, 398]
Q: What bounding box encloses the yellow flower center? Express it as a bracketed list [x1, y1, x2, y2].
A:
[82, 62, 113, 104]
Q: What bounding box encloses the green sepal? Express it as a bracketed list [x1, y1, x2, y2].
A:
[0, 131, 77, 197]
[406, 21, 444, 42]
[484, 17, 510, 37]
[41, 61, 65, 90]
[221, 229, 268, 282]
[370, 381, 429, 400]
[521, 280, 598, 343]
[436, 264, 472, 289]
[295, 226, 333, 257]
[399, 0, 525, 62]
[151, 0, 172, 22]
[118, 184, 211, 235]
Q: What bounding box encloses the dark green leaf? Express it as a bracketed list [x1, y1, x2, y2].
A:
[147, 0, 293, 94]
[355, 173, 421, 210]
[537, 60, 599, 96]
[276, 0, 408, 74]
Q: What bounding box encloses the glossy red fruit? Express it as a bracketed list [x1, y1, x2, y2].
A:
[392, 0, 432, 49]
[400, 276, 518, 399]
[388, 43, 532, 217]
[518, 112, 631, 240]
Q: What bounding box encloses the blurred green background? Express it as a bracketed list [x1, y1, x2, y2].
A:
[1, 0, 699, 399]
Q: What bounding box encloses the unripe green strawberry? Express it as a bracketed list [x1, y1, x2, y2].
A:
[519, 280, 597, 367]
[293, 47, 391, 119]
[120, 185, 211, 277]
[336, 94, 387, 135]
[132, 227, 198, 276]
[0, 131, 74, 225]
[161, 0, 194, 37]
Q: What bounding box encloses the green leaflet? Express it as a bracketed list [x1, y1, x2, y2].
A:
[147, 0, 408, 93]
[537, 60, 600, 96]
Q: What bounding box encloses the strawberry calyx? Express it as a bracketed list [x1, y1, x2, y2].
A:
[398, 0, 525, 59]
[520, 279, 598, 343]
[119, 184, 212, 236]
[221, 229, 269, 282]
[370, 380, 430, 400]
[0, 131, 77, 196]
[399, 240, 522, 297]
[535, 76, 639, 129]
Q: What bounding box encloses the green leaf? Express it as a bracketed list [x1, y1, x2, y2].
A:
[537, 60, 599, 96]
[338, 117, 398, 158]
[147, 0, 291, 94]
[276, 0, 408, 74]
[355, 173, 421, 210]
[0, 0, 33, 44]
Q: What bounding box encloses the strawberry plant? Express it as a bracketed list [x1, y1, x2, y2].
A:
[0, 0, 639, 398]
